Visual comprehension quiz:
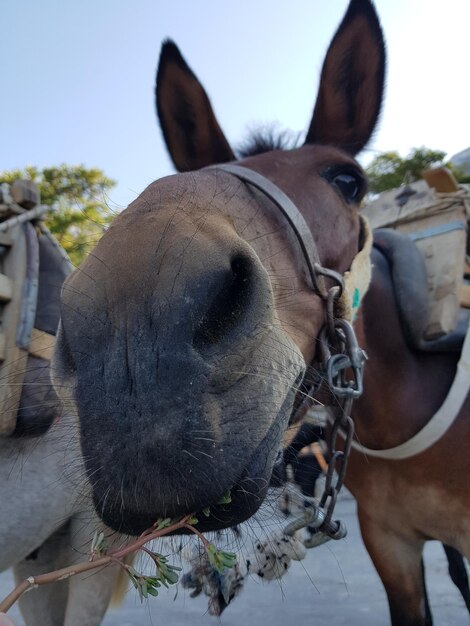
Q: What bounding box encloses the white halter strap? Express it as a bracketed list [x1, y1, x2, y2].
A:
[344, 319, 470, 460]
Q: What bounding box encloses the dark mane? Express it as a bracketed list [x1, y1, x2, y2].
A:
[236, 125, 301, 158]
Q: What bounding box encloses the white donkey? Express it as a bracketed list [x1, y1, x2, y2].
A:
[0, 414, 121, 626]
[0, 226, 122, 624]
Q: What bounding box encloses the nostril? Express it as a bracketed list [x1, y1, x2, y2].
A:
[193, 254, 253, 351]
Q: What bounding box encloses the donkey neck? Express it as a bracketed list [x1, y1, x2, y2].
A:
[351, 247, 457, 450]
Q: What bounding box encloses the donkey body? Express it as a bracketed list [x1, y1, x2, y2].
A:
[345, 243, 470, 625]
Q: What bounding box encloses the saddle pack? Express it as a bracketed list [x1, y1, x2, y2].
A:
[0, 180, 71, 436]
[363, 168, 470, 347]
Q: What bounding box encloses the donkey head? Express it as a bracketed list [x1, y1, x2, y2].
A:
[53, 0, 385, 535]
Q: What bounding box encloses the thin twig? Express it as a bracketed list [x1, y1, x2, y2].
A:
[183, 524, 210, 547]
[0, 515, 192, 613]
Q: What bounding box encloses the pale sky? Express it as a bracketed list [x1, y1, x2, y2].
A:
[2, 0, 469, 209]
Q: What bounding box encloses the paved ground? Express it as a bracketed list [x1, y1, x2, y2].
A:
[1, 491, 468, 625]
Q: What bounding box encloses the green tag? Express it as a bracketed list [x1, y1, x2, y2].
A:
[352, 287, 360, 309]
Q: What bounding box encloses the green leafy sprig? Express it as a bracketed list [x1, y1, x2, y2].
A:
[126, 552, 182, 602]
[0, 495, 238, 615]
[205, 544, 237, 574]
[89, 530, 107, 560]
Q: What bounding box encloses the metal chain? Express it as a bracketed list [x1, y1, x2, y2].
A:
[285, 278, 366, 545]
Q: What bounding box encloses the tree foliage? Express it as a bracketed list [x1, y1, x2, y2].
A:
[366, 147, 470, 194]
[366, 147, 444, 193]
[0, 165, 116, 265]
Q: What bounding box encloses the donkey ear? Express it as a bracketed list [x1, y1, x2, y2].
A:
[305, 0, 386, 155]
[156, 40, 235, 172]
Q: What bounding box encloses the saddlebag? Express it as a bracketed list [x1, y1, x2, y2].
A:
[0, 181, 69, 435]
[363, 168, 470, 339]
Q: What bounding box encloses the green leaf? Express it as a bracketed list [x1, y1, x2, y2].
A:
[217, 490, 232, 505]
[154, 517, 173, 531]
[205, 544, 237, 574]
[90, 530, 107, 556]
[163, 569, 179, 585]
[220, 551, 237, 567]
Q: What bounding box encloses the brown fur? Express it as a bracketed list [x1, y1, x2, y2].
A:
[345, 247, 470, 625]
[53, 0, 385, 539]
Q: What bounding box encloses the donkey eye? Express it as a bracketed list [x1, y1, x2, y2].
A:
[327, 169, 366, 203]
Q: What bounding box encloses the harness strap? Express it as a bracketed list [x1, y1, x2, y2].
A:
[0, 223, 29, 435]
[0, 217, 58, 436]
[13, 222, 55, 361]
[213, 163, 327, 297]
[28, 328, 55, 361]
[343, 318, 470, 460]
[16, 222, 39, 350]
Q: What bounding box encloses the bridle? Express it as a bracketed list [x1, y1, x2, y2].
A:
[214, 163, 342, 299]
[212, 163, 371, 545]
[213, 163, 369, 397]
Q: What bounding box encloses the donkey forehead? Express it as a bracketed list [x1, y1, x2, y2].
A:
[239, 143, 362, 180]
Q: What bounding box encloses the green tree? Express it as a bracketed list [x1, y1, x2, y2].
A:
[366, 147, 448, 194]
[448, 162, 470, 185]
[0, 165, 116, 265]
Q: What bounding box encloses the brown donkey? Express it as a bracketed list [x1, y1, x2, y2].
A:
[343, 237, 470, 625]
[53, 0, 384, 539]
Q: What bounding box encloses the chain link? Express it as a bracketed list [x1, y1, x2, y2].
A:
[284, 279, 366, 545]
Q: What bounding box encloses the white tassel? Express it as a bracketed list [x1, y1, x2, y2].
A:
[245, 532, 307, 581]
